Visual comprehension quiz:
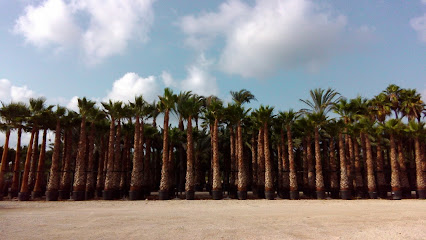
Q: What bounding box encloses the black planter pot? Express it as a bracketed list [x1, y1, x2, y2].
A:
[159, 190, 169, 200]
[237, 191, 247, 200]
[316, 190, 326, 200]
[85, 191, 95, 200]
[265, 191, 275, 200]
[392, 190, 402, 200]
[129, 191, 142, 200]
[9, 190, 18, 198]
[417, 190, 425, 199]
[45, 190, 59, 201]
[31, 191, 43, 199]
[228, 189, 238, 199]
[368, 191, 378, 199]
[59, 190, 70, 200]
[340, 190, 351, 200]
[212, 190, 223, 200]
[18, 192, 30, 201]
[330, 190, 339, 199]
[72, 191, 85, 201]
[102, 190, 114, 200]
[290, 191, 299, 200]
[185, 190, 195, 200]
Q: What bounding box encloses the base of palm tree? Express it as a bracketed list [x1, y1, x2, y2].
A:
[18, 192, 30, 201]
[340, 190, 352, 200]
[31, 191, 43, 199]
[417, 190, 425, 199]
[159, 190, 169, 200]
[316, 190, 326, 199]
[256, 185, 265, 199]
[228, 187, 238, 199]
[278, 189, 290, 199]
[402, 190, 412, 198]
[9, 190, 18, 198]
[59, 190, 70, 200]
[368, 191, 378, 199]
[290, 191, 299, 200]
[85, 191, 95, 200]
[185, 190, 195, 200]
[265, 191, 275, 200]
[102, 190, 114, 200]
[330, 190, 339, 199]
[45, 190, 59, 201]
[378, 190, 387, 199]
[72, 191, 85, 201]
[113, 190, 121, 199]
[129, 191, 143, 200]
[96, 189, 103, 198]
[355, 189, 366, 199]
[392, 190, 402, 200]
[238, 191, 247, 200]
[212, 190, 223, 200]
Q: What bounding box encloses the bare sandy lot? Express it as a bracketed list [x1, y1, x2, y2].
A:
[0, 198, 425, 240]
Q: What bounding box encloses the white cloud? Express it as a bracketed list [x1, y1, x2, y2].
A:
[161, 71, 177, 88]
[179, 0, 347, 78]
[411, 14, 426, 43]
[422, 89, 426, 102]
[0, 79, 37, 103]
[14, 0, 155, 64]
[105, 72, 160, 103]
[180, 54, 218, 96]
[66, 96, 80, 112]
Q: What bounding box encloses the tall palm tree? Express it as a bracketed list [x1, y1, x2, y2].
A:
[158, 88, 177, 200]
[324, 120, 340, 198]
[45, 106, 67, 201]
[400, 89, 424, 122]
[9, 103, 30, 198]
[383, 84, 402, 119]
[72, 97, 96, 201]
[230, 89, 255, 200]
[407, 121, 425, 199]
[337, 120, 351, 199]
[129, 96, 146, 200]
[102, 100, 122, 200]
[223, 104, 239, 198]
[358, 117, 377, 198]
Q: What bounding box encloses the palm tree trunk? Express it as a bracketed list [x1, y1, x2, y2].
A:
[264, 122, 273, 199]
[329, 137, 338, 198]
[347, 135, 355, 193]
[212, 118, 222, 199]
[257, 127, 265, 198]
[251, 133, 257, 195]
[302, 138, 308, 195]
[28, 129, 39, 192]
[120, 135, 130, 197]
[375, 136, 386, 197]
[339, 132, 351, 199]
[96, 136, 106, 197]
[159, 109, 170, 199]
[104, 117, 116, 199]
[33, 128, 47, 198]
[414, 136, 425, 199]
[18, 129, 35, 201]
[307, 135, 315, 197]
[72, 117, 87, 200]
[0, 129, 10, 199]
[390, 133, 401, 199]
[354, 134, 364, 198]
[10, 127, 22, 197]
[397, 140, 410, 197]
[314, 127, 325, 199]
[237, 120, 247, 199]
[287, 126, 298, 199]
[145, 138, 152, 191]
[59, 129, 72, 199]
[277, 143, 283, 197]
[113, 120, 122, 196]
[281, 130, 289, 199]
[85, 123, 96, 199]
[185, 116, 194, 199]
[365, 133, 377, 198]
[229, 127, 237, 198]
[130, 116, 142, 199]
[46, 120, 62, 200]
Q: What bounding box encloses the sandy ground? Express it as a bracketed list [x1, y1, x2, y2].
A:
[0, 197, 425, 240]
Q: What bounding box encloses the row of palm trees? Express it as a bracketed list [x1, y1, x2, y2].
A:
[0, 84, 424, 201]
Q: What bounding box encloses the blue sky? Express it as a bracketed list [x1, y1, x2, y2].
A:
[0, 0, 425, 116]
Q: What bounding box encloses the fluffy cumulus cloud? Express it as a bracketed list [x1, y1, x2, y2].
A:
[179, 0, 347, 78]
[14, 0, 155, 63]
[0, 79, 37, 103]
[411, 14, 426, 43]
[105, 72, 160, 103]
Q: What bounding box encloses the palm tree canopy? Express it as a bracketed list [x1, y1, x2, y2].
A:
[158, 87, 177, 112]
[300, 88, 340, 115]
[230, 89, 256, 106]
[78, 97, 96, 118]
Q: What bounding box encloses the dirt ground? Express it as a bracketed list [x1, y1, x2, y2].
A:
[0, 198, 425, 240]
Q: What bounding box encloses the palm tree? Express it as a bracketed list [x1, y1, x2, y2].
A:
[72, 97, 96, 201]
[381, 119, 403, 200]
[383, 84, 402, 119]
[407, 121, 425, 199]
[102, 100, 122, 200]
[324, 120, 340, 198]
[223, 104, 239, 198]
[129, 96, 146, 200]
[230, 89, 256, 200]
[358, 117, 377, 198]
[158, 88, 177, 200]
[45, 106, 67, 201]
[9, 103, 30, 198]
[400, 89, 424, 122]
[337, 120, 351, 199]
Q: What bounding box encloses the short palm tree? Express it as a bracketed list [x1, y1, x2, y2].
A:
[407, 121, 425, 199]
